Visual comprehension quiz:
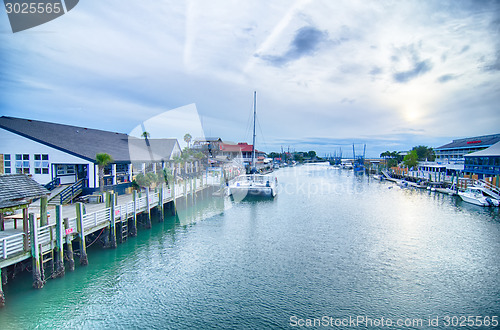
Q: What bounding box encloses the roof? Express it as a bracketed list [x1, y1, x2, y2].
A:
[220, 142, 254, 153]
[193, 137, 222, 143]
[436, 133, 500, 150]
[0, 116, 180, 163]
[0, 174, 49, 210]
[128, 138, 180, 162]
[465, 141, 500, 157]
[0, 116, 130, 162]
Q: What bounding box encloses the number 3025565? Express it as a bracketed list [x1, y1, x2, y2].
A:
[443, 316, 498, 327]
[5, 2, 62, 14]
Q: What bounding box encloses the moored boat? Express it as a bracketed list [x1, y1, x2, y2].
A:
[458, 187, 500, 207]
[228, 91, 278, 200]
[229, 174, 278, 199]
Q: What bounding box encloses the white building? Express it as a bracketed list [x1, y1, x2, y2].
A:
[0, 116, 181, 190]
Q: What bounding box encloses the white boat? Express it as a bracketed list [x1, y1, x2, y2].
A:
[229, 174, 278, 198]
[458, 187, 500, 207]
[343, 163, 354, 170]
[228, 91, 278, 199]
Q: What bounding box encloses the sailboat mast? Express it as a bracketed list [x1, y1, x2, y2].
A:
[252, 91, 257, 171]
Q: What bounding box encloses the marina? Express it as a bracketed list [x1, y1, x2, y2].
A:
[0, 171, 230, 306]
[0, 165, 498, 328]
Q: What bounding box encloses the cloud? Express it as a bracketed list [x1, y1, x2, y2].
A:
[393, 60, 433, 83]
[390, 43, 434, 83]
[369, 66, 382, 76]
[484, 51, 500, 71]
[436, 74, 458, 83]
[340, 98, 355, 104]
[257, 26, 328, 66]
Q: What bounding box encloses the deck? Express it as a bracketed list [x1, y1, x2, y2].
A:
[0, 174, 223, 269]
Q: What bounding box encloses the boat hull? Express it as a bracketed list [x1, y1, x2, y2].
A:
[458, 192, 488, 206]
[229, 186, 276, 199]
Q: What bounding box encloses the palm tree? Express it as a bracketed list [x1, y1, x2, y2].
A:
[96, 153, 113, 192]
[184, 133, 192, 148]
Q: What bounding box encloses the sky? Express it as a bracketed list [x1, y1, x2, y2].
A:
[1, 0, 499, 157]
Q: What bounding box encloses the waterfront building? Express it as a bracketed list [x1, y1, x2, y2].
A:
[219, 142, 266, 165]
[464, 141, 500, 179]
[416, 133, 500, 178]
[191, 137, 223, 157]
[0, 116, 181, 192]
[435, 133, 500, 162]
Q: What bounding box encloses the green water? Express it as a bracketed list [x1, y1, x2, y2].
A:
[1, 165, 499, 329]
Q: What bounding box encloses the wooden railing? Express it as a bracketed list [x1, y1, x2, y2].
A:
[59, 179, 85, 204]
[44, 177, 60, 191]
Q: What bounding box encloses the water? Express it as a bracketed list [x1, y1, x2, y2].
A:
[1, 165, 499, 329]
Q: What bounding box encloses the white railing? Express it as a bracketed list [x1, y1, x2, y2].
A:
[1, 176, 214, 262]
[0, 233, 26, 259]
[151, 194, 159, 207]
[67, 218, 77, 236]
[38, 224, 56, 246]
[82, 208, 111, 229]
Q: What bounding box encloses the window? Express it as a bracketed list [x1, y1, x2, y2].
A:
[3, 154, 11, 174]
[66, 165, 75, 174]
[15, 154, 30, 174]
[34, 154, 49, 175]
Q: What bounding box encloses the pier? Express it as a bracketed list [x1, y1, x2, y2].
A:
[0, 171, 229, 307]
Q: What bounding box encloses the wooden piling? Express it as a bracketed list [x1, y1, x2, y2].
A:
[29, 213, 44, 289]
[109, 193, 117, 248]
[75, 203, 88, 266]
[0, 268, 5, 307]
[63, 218, 75, 271]
[129, 190, 138, 236]
[40, 196, 48, 227]
[145, 189, 152, 229]
[22, 208, 29, 252]
[158, 187, 164, 222]
[54, 205, 65, 278]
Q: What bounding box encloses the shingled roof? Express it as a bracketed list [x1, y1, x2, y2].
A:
[0, 174, 49, 210]
[0, 116, 180, 163]
[0, 116, 130, 162]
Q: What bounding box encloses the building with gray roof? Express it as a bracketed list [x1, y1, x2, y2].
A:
[0, 116, 181, 190]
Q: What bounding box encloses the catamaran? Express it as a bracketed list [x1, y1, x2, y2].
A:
[228, 92, 278, 199]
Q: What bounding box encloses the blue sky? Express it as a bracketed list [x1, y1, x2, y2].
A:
[1, 0, 499, 157]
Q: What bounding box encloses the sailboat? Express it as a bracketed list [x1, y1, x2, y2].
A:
[228, 92, 278, 199]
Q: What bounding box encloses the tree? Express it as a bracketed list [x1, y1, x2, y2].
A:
[268, 152, 280, 159]
[134, 173, 150, 188]
[403, 150, 418, 169]
[307, 150, 317, 159]
[293, 153, 304, 162]
[412, 145, 435, 161]
[184, 133, 192, 148]
[96, 153, 113, 192]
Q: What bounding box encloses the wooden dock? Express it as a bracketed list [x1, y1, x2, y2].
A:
[0, 171, 227, 306]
